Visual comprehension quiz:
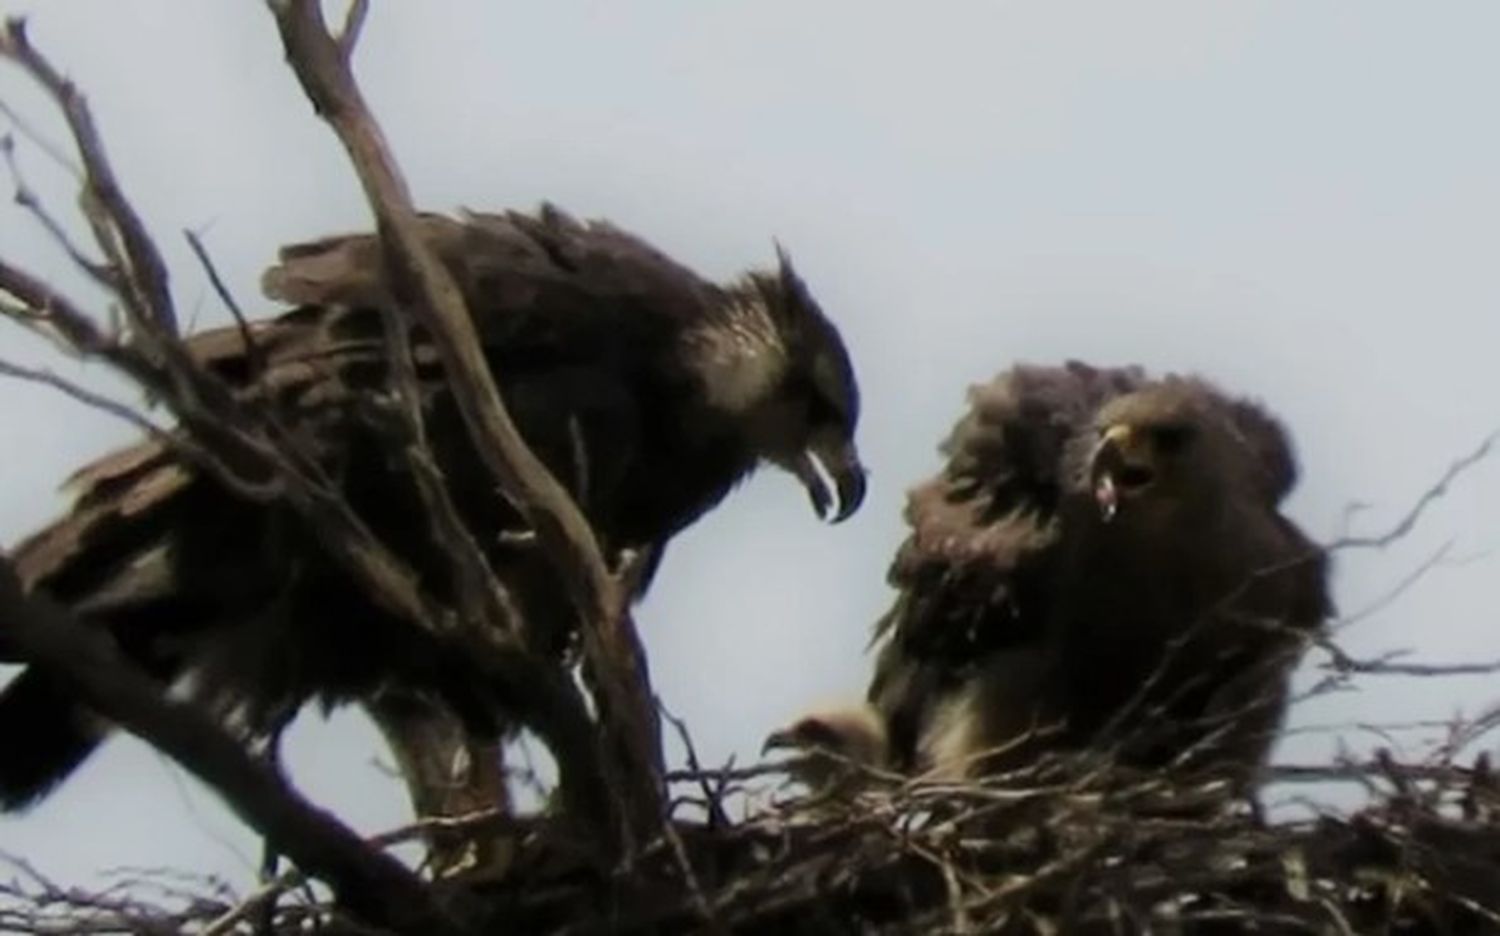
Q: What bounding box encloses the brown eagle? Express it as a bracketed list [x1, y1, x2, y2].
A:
[0, 205, 866, 810]
[859, 362, 1330, 789]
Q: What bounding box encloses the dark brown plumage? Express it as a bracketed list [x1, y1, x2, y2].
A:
[0, 205, 866, 810]
[867, 362, 1330, 788]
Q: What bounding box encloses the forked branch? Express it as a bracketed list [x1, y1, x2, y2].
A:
[267, 0, 665, 850]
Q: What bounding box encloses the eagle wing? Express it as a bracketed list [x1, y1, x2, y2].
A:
[868, 362, 1329, 782]
[262, 205, 720, 367]
[868, 362, 1144, 771]
[0, 208, 715, 808]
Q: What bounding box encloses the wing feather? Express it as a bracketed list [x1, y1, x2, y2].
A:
[871, 361, 1332, 784]
[870, 363, 1145, 770]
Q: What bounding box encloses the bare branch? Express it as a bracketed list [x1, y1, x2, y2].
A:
[0, 13, 635, 867]
[1315, 634, 1500, 677]
[663, 704, 732, 829]
[1329, 429, 1497, 551]
[0, 356, 161, 436]
[264, 0, 616, 638]
[201, 806, 508, 936]
[0, 96, 80, 177]
[363, 275, 519, 638]
[337, 0, 369, 61]
[0, 254, 116, 354]
[182, 227, 263, 378]
[1335, 540, 1455, 630]
[0, 17, 178, 336]
[266, 0, 664, 851]
[1, 132, 112, 287]
[0, 555, 473, 936]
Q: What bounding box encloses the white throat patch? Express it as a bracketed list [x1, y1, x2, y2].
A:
[684, 296, 790, 413]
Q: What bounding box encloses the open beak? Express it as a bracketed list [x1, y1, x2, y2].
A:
[1095, 468, 1120, 522]
[1089, 424, 1153, 523]
[791, 431, 867, 523]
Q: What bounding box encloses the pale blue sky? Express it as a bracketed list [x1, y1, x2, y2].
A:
[2, 1, 1498, 890]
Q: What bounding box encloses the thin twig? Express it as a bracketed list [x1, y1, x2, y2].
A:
[1329, 429, 1497, 551]
[336, 0, 369, 61]
[1, 17, 179, 336]
[1, 132, 113, 287]
[0, 96, 80, 177]
[182, 227, 264, 377]
[0, 357, 163, 439]
[1315, 635, 1500, 677]
[1335, 540, 1455, 630]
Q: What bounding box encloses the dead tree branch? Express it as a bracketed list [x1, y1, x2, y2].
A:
[266, 0, 664, 852]
[1, 0, 665, 878]
[1328, 429, 1497, 552]
[182, 228, 263, 377]
[1, 132, 112, 287]
[1314, 633, 1500, 678]
[0, 6, 619, 905]
[0, 555, 473, 936]
[0, 17, 177, 336]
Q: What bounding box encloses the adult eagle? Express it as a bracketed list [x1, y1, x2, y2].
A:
[0, 205, 866, 810]
[859, 362, 1329, 789]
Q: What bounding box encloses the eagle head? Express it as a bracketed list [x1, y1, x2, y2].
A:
[762, 703, 889, 789]
[728, 245, 867, 523]
[1085, 381, 1254, 524]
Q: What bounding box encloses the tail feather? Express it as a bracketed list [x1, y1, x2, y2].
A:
[0, 670, 105, 811]
[1, 443, 198, 811]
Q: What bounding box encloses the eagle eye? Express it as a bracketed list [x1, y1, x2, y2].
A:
[1116, 464, 1156, 490]
[1151, 424, 1194, 455]
[810, 354, 855, 426]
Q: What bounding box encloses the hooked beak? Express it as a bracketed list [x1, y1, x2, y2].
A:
[761, 728, 797, 756]
[789, 431, 867, 523]
[1089, 424, 1153, 522]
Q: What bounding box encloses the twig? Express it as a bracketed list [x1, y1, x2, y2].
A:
[1315, 636, 1500, 677]
[201, 806, 508, 936]
[1335, 540, 1455, 629]
[0, 357, 164, 439]
[336, 0, 369, 61]
[200, 867, 299, 936]
[182, 227, 264, 377]
[1, 17, 179, 336]
[666, 762, 804, 786]
[0, 96, 80, 177]
[1269, 760, 1484, 785]
[1329, 429, 1497, 551]
[364, 269, 519, 639]
[663, 704, 732, 828]
[1, 132, 113, 287]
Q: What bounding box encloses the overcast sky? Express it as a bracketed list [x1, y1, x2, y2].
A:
[2, 1, 1498, 892]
